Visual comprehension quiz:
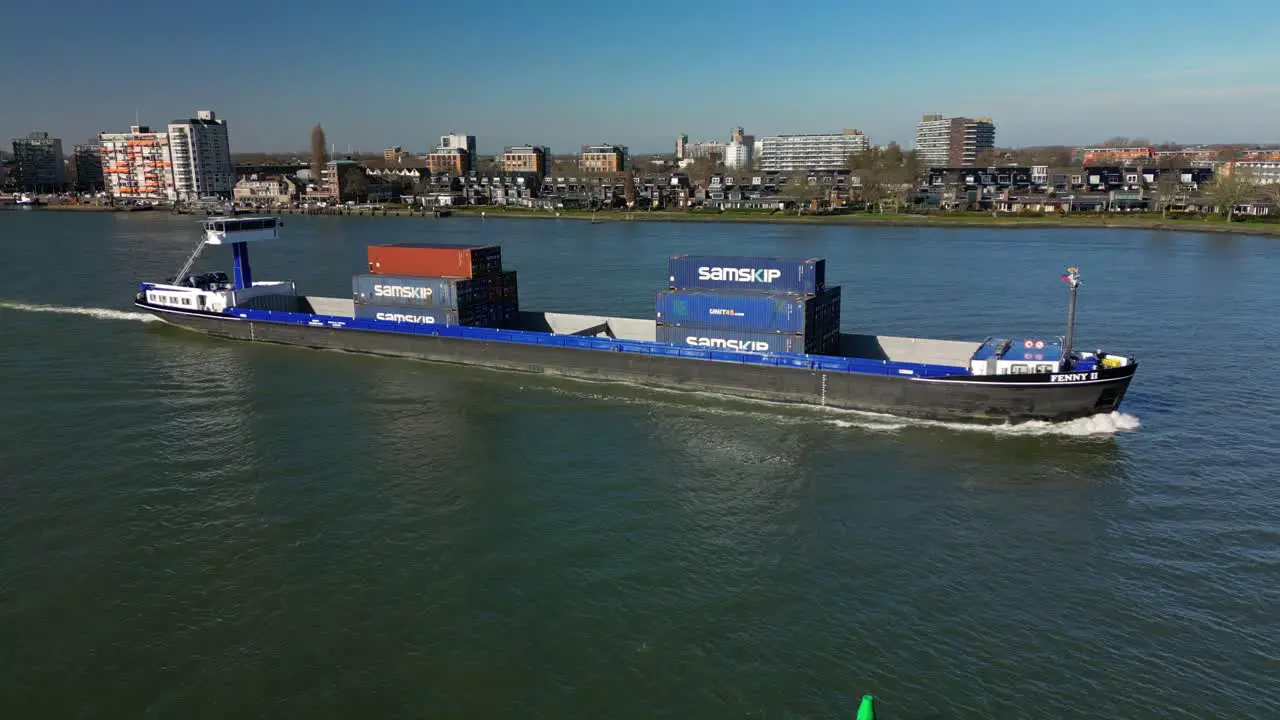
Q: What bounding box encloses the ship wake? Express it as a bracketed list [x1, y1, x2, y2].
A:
[524, 381, 1142, 438]
[0, 301, 159, 323]
[825, 410, 1142, 437]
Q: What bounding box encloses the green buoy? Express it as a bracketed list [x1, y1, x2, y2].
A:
[856, 694, 876, 720]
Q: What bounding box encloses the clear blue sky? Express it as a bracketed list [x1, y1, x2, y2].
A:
[4, 0, 1278, 154]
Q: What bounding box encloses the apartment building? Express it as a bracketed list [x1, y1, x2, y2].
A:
[915, 115, 996, 167]
[312, 159, 364, 201]
[73, 144, 104, 192]
[99, 125, 175, 201]
[758, 130, 869, 171]
[384, 146, 406, 163]
[1080, 146, 1153, 165]
[234, 175, 298, 206]
[683, 141, 726, 161]
[724, 141, 752, 169]
[427, 149, 469, 175]
[11, 131, 65, 191]
[1223, 160, 1280, 185]
[579, 144, 626, 173]
[436, 133, 476, 172]
[675, 134, 688, 160]
[503, 145, 549, 175]
[168, 110, 234, 201]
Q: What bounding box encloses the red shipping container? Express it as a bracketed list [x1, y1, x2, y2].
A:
[367, 243, 502, 278]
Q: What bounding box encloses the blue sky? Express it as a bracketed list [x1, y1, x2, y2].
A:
[4, 0, 1278, 154]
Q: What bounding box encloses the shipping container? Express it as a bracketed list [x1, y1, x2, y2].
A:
[367, 243, 502, 278]
[656, 324, 816, 355]
[668, 255, 825, 295]
[354, 303, 492, 327]
[655, 286, 841, 335]
[352, 274, 493, 308]
[488, 270, 519, 303]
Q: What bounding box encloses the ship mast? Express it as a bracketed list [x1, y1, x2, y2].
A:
[1062, 265, 1081, 362]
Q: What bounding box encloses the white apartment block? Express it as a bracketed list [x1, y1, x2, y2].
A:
[724, 141, 752, 169]
[1229, 160, 1280, 185]
[168, 110, 234, 201]
[758, 130, 869, 171]
[914, 114, 954, 167]
[915, 114, 996, 167]
[99, 125, 175, 201]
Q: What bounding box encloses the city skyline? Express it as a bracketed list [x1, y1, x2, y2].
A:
[3, 0, 1279, 153]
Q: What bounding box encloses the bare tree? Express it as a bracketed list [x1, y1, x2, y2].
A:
[1152, 155, 1185, 219]
[342, 167, 369, 203]
[1207, 169, 1257, 222]
[973, 148, 998, 168]
[784, 172, 823, 215]
[848, 149, 882, 209]
[1216, 146, 1242, 162]
[310, 124, 328, 186]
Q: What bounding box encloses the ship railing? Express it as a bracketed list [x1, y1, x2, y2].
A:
[229, 307, 969, 379]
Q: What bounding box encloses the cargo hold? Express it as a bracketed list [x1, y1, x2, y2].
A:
[655, 286, 841, 335]
[668, 255, 825, 295]
[367, 243, 502, 278]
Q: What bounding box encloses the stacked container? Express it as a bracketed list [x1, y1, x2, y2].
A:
[354, 243, 519, 328]
[656, 255, 840, 355]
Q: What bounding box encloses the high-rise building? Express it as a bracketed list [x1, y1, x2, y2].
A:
[168, 110, 234, 201]
[676, 134, 688, 160]
[99, 125, 175, 201]
[684, 141, 726, 162]
[724, 141, 752, 169]
[503, 145, 549, 175]
[73, 143, 104, 192]
[915, 114, 996, 167]
[437, 133, 476, 172]
[758, 130, 869, 171]
[11, 131, 65, 191]
[579, 144, 627, 173]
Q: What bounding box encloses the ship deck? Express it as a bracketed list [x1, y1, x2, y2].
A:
[295, 295, 982, 369]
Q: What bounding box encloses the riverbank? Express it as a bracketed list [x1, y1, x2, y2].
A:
[12, 200, 1278, 236]
[0, 203, 153, 213]
[447, 206, 1280, 236]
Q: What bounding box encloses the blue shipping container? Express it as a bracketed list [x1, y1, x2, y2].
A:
[352, 274, 491, 308]
[656, 324, 814, 355]
[354, 303, 489, 326]
[668, 255, 825, 295]
[655, 286, 841, 334]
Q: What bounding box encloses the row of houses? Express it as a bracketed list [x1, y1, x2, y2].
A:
[231, 160, 1275, 214]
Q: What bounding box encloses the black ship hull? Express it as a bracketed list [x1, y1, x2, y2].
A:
[138, 303, 1137, 425]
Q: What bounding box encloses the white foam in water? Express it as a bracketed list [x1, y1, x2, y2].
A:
[0, 301, 159, 323]
[531, 380, 1141, 438]
[823, 409, 1142, 437]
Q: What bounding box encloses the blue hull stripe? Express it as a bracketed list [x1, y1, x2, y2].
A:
[137, 299, 970, 380]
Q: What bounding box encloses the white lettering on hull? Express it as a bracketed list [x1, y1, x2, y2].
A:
[1050, 372, 1100, 382]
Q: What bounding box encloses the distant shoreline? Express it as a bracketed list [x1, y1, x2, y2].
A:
[12, 202, 1280, 236]
[446, 207, 1280, 236]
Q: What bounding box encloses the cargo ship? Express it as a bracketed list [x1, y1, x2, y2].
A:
[133, 216, 1139, 424]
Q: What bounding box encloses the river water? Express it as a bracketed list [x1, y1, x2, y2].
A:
[0, 210, 1275, 719]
